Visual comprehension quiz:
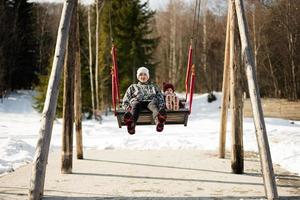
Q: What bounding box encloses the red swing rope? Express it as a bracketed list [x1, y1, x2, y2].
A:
[111, 68, 117, 115]
[185, 39, 196, 113]
[111, 44, 120, 115]
[111, 42, 195, 115]
[111, 44, 120, 102]
[188, 65, 196, 114]
[185, 40, 193, 100]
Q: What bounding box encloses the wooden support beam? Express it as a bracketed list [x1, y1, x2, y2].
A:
[61, 0, 77, 174]
[229, 0, 243, 174]
[219, 0, 231, 159]
[74, 3, 83, 159]
[28, 1, 75, 199]
[234, 0, 278, 199]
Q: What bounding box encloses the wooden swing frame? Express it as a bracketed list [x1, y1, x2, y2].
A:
[28, 1, 279, 199]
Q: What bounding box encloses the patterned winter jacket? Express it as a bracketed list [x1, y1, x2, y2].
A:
[122, 81, 165, 110]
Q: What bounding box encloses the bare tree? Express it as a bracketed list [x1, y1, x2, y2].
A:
[95, 0, 100, 111]
[88, 5, 95, 118]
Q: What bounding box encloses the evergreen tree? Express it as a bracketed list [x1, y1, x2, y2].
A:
[33, 58, 64, 117]
[34, 1, 158, 116]
[11, 0, 37, 90]
[12, 0, 38, 89]
[0, 0, 37, 91]
[34, 5, 93, 117]
[33, 4, 64, 116]
[0, 1, 8, 92]
[98, 0, 158, 107]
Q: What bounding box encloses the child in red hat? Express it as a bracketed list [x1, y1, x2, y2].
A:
[163, 83, 179, 111]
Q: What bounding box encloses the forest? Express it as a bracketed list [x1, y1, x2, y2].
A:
[0, 0, 299, 116]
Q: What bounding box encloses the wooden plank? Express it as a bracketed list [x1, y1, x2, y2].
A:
[116, 109, 190, 126]
[244, 99, 300, 120]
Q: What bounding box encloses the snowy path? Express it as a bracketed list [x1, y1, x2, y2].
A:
[0, 150, 300, 199]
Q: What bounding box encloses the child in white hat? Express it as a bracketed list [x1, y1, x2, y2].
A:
[122, 66, 166, 134]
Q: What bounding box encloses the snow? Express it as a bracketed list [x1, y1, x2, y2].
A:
[0, 90, 299, 176]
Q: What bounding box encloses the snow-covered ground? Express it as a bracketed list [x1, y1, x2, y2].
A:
[0, 90, 299, 176]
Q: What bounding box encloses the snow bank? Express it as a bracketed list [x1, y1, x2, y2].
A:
[0, 91, 299, 176]
[0, 138, 35, 175]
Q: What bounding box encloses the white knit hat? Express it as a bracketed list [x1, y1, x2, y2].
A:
[136, 67, 149, 79]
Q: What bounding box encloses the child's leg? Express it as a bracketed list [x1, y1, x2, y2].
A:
[147, 100, 159, 121]
[148, 99, 166, 132]
[173, 95, 179, 111]
[165, 94, 172, 110]
[123, 100, 141, 134]
[131, 100, 142, 123]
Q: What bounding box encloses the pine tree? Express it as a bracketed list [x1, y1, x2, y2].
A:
[34, 1, 158, 116]
[0, 1, 8, 93]
[98, 0, 158, 108]
[34, 5, 94, 117]
[34, 57, 64, 117]
[6, 0, 38, 90]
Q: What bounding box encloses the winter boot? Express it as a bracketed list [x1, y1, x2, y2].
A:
[156, 109, 167, 132]
[123, 112, 135, 135]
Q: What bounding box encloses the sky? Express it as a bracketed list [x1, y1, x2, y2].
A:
[29, 0, 169, 9]
[29, 0, 227, 14]
[29, 0, 188, 10]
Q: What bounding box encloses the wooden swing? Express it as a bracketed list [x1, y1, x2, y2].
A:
[111, 43, 195, 128]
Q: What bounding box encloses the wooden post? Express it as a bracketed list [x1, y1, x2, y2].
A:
[28, 1, 75, 199]
[219, 0, 231, 158]
[230, 0, 244, 174]
[61, 0, 77, 174]
[234, 0, 278, 199]
[74, 3, 83, 159]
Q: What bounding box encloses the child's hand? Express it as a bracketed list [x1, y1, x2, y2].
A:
[126, 106, 132, 111]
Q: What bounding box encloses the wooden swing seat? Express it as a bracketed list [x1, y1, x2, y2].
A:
[116, 108, 190, 128]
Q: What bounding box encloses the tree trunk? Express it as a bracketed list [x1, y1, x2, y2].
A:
[171, 1, 176, 84]
[287, 1, 297, 100]
[177, 25, 183, 88]
[235, 0, 278, 199]
[28, 1, 75, 199]
[88, 5, 95, 119]
[201, 0, 211, 93]
[264, 41, 279, 97]
[95, 0, 100, 111]
[252, 2, 257, 68]
[168, 1, 176, 83]
[202, 0, 208, 91]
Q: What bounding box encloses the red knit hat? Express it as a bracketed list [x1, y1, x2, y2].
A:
[163, 83, 175, 92]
